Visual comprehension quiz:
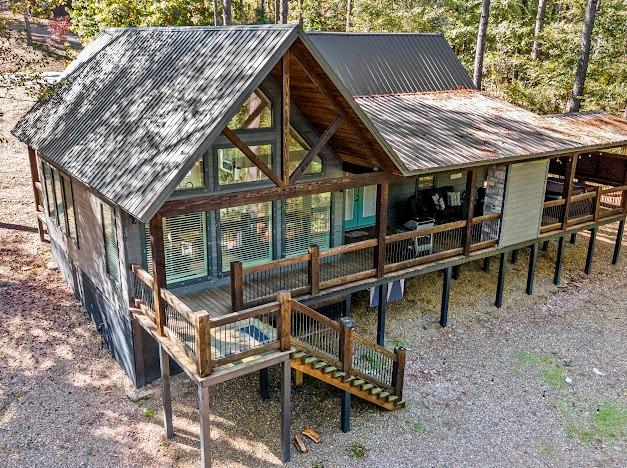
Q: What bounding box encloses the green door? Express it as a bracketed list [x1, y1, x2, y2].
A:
[344, 185, 377, 230]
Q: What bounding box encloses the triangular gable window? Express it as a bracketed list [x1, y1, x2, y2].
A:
[288, 127, 322, 175]
[228, 90, 272, 130]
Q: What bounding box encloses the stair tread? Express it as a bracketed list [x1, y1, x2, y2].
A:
[343, 376, 355, 383]
[379, 391, 390, 399]
[323, 366, 337, 374]
[396, 400, 406, 407]
[352, 379, 365, 387]
[313, 361, 327, 369]
[370, 388, 382, 395]
[293, 351, 306, 359]
[333, 371, 346, 378]
[361, 383, 374, 391]
[387, 395, 399, 402]
[303, 356, 318, 364]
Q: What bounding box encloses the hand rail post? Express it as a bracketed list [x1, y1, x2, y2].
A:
[278, 292, 291, 351]
[594, 185, 603, 221]
[150, 215, 167, 336]
[374, 181, 389, 277]
[339, 317, 354, 375]
[308, 244, 320, 295]
[463, 169, 478, 255]
[230, 261, 244, 312]
[392, 346, 406, 398]
[195, 311, 212, 377]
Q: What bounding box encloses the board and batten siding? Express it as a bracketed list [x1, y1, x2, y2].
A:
[499, 159, 549, 247]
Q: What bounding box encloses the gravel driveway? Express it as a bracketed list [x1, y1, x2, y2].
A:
[1, 84, 626, 467]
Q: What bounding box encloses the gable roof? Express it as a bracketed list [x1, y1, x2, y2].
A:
[308, 32, 475, 96]
[13, 25, 300, 222]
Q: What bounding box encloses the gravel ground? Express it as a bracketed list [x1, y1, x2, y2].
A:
[2, 76, 626, 467]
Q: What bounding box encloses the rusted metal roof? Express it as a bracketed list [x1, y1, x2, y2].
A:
[308, 32, 475, 96]
[12, 25, 299, 222]
[355, 90, 627, 173]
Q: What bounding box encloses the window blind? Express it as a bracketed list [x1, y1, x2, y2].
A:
[102, 204, 119, 282]
[219, 202, 272, 272]
[283, 193, 331, 257]
[61, 174, 77, 243]
[42, 162, 56, 221]
[52, 168, 65, 231]
[145, 212, 208, 284]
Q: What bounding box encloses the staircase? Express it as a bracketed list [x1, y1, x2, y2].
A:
[288, 300, 406, 411]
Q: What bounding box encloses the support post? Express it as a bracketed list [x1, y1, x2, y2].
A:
[159, 345, 174, 440]
[230, 261, 244, 312]
[542, 240, 550, 251]
[495, 252, 507, 308]
[277, 291, 291, 351]
[340, 390, 351, 433]
[392, 347, 406, 398]
[281, 51, 290, 187]
[510, 249, 518, 264]
[345, 293, 352, 318]
[584, 228, 597, 275]
[308, 244, 320, 295]
[376, 283, 388, 346]
[463, 169, 478, 255]
[612, 219, 625, 265]
[280, 360, 291, 463]
[440, 267, 452, 327]
[339, 317, 354, 375]
[526, 243, 538, 295]
[594, 185, 603, 221]
[150, 215, 167, 335]
[374, 181, 389, 277]
[27, 147, 45, 242]
[195, 311, 212, 377]
[259, 368, 270, 400]
[553, 236, 565, 285]
[452, 264, 461, 280]
[294, 370, 304, 386]
[198, 385, 211, 468]
[570, 232, 577, 245]
[482, 256, 490, 272]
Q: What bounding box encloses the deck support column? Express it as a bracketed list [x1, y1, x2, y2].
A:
[259, 368, 270, 400]
[510, 249, 518, 264]
[612, 219, 625, 265]
[452, 265, 461, 280]
[482, 257, 490, 272]
[376, 283, 388, 346]
[570, 232, 577, 244]
[584, 228, 597, 275]
[340, 391, 351, 433]
[495, 252, 507, 308]
[440, 267, 452, 327]
[542, 240, 550, 251]
[374, 180, 389, 278]
[553, 236, 565, 285]
[526, 243, 538, 295]
[198, 385, 211, 468]
[280, 361, 291, 463]
[159, 345, 174, 440]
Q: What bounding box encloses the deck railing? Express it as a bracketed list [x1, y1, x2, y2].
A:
[541, 185, 627, 233]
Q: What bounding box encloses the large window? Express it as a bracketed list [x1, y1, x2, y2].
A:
[176, 158, 205, 191]
[53, 169, 66, 234]
[42, 162, 56, 221]
[217, 144, 272, 186]
[219, 202, 272, 272]
[145, 213, 208, 285]
[287, 128, 322, 176]
[61, 173, 78, 243]
[41, 161, 78, 244]
[102, 203, 119, 282]
[228, 90, 272, 130]
[284, 193, 331, 256]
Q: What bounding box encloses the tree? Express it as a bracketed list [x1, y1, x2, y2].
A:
[213, 0, 219, 25]
[568, 0, 599, 112]
[473, 0, 491, 89]
[9, 0, 63, 47]
[531, 0, 547, 60]
[346, 0, 352, 31]
[280, 0, 288, 24]
[222, 0, 232, 25]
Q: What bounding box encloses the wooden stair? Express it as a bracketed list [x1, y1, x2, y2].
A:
[290, 351, 405, 411]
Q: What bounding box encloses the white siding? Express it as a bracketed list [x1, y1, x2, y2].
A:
[499, 160, 549, 247]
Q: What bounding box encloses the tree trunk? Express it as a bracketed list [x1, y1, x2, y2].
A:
[346, 0, 352, 31]
[280, 0, 288, 23]
[473, 0, 491, 89]
[568, 0, 599, 113]
[213, 0, 219, 25]
[531, 0, 547, 60]
[222, 0, 232, 25]
[298, 0, 303, 26]
[23, 9, 33, 46]
[275, 0, 280, 23]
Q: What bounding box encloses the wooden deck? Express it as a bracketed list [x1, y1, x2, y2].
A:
[178, 285, 233, 317]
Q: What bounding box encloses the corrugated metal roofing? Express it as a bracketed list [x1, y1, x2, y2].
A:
[12, 25, 299, 222]
[355, 90, 627, 173]
[307, 32, 475, 96]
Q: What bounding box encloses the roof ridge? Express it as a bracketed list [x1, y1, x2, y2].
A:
[307, 31, 444, 37]
[102, 24, 298, 32]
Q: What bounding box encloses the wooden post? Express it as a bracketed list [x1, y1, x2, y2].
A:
[194, 311, 212, 377]
[594, 185, 603, 221]
[230, 261, 243, 312]
[27, 147, 45, 242]
[526, 243, 538, 295]
[482, 256, 490, 272]
[259, 368, 270, 400]
[339, 317, 354, 375]
[612, 219, 625, 265]
[159, 345, 174, 439]
[452, 264, 461, 280]
[198, 385, 211, 468]
[495, 252, 507, 308]
[281, 51, 290, 187]
[392, 347, 406, 398]
[561, 155, 578, 229]
[376, 283, 388, 346]
[570, 233, 577, 245]
[294, 370, 304, 386]
[542, 240, 550, 251]
[340, 390, 351, 433]
[278, 291, 291, 351]
[375, 181, 389, 277]
[308, 244, 320, 295]
[584, 228, 597, 275]
[511, 249, 518, 264]
[463, 169, 478, 255]
[440, 266, 452, 327]
[280, 360, 291, 463]
[150, 215, 167, 335]
[553, 236, 565, 285]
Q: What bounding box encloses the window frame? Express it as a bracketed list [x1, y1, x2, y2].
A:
[227, 89, 274, 132]
[101, 202, 120, 283]
[213, 139, 276, 189]
[287, 126, 324, 178]
[60, 172, 79, 246]
[174, 155, 207, 194]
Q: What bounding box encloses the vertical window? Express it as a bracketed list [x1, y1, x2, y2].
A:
[284, 193, 331, 256]
[217, 144, 272, 186]
[287, 128, 322, 176]
[228, 90, 272, 129]
[42, 162, 56, 221]
[61, 173, 78, 243]
[219, 202, 272, 272]
[176, 157, 205, 191]
[52, 168, 65, 231]
[145, 213, 208, 285]
[102, 203, 119, 282]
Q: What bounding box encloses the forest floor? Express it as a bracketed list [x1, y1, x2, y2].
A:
[1, 29, 626, 468]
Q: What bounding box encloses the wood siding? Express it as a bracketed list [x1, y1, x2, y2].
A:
[499, 160, 549, 247]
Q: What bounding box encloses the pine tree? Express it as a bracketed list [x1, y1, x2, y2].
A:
[568, 0, 599, 112]
[473, 0, 491, 89]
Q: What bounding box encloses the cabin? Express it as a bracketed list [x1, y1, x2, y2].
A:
[12, 25, 627, 466]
